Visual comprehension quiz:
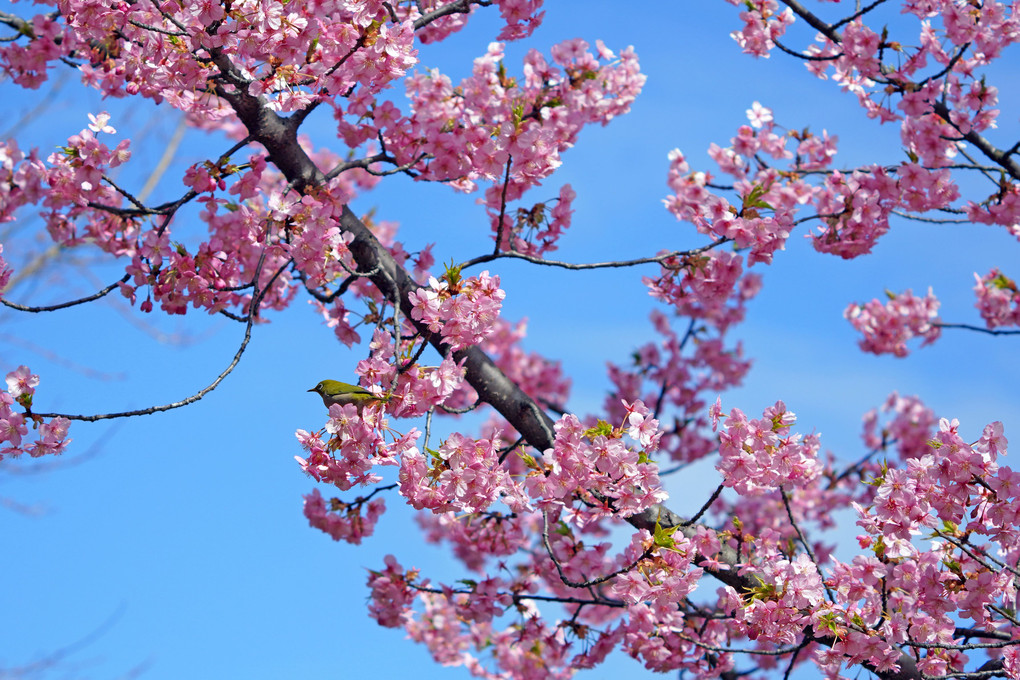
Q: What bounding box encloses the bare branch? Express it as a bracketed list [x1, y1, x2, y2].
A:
[1, 274, 131, 312]
[461, 238, 726, 272]
[936, 322, 1020, 336]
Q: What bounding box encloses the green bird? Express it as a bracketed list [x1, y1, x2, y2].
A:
[308, 379, 386, 413]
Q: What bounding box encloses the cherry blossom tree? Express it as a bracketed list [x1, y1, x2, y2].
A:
[2, 1, 1020, 679]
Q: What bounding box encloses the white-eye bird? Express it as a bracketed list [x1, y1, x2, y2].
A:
[308, 380, 387, 414]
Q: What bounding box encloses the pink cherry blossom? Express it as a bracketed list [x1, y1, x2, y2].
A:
[845, 288, 941, 356]
[715, 400, 822, 493]
[973, 268, 1020, 328]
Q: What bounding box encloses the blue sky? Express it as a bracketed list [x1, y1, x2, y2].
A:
[2, 2, 1019, 679]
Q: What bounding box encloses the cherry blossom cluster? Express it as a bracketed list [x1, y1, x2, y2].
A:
[58, 0, 417, 116]
[366, 554, 419, 629]
[0, 140, 46, 224]
[808, 166, 899, 259]
[36, 113, 131, 240]
[966, 183, 1020, 238]
[3, 4, 588, 327]
[844, 288, 942, 357]
[399, 0, 473, 45]
[667, 0, 1020, 372]
[405, 589, 580, 679]
[294, 401, 419, 492]
[811, 163, 959, 258]
[700, 416, 1018, 678]
[663, 147, 796, 266]
[0, 12, 65, 89]
[722, 0, 1020, 250]
[326, 35, 646, 208]
[644, 249, 762, 333]
[1, 13, 648, 333]
[400, 431, 529, 514]
[391, 0, 544, 46]
[665, 102, 966, 263]
[122, 208, 293, 316]
[0, 366, 71, 460]
[728, 0, 795, 58]
[493, 0, 545, 41]
[973, 268, 1020, 328]
[397, 38, 644, 221]
[607, 531, 702, 608]
[0, 114, 297, 316]
[367, 524, 710, 677]
[350, 329, 470, 420]
[408, 269, 505, 351]
[325, 4, 1020, 670]
[713, 400, 822, 494]
[309, 298, 361, 348]
[0, 0, 547, 110]
[734, 553, 826, 646]
[302, 487, 385, 544]
[4, 106, 420, 320]
[365, 445, 1020, 680]
[856, 418, 1011, 546]
[861, 392, 939, 461]
[0, 244, 11, 291]
[790, 2, 1013, 151]
[834, 419, 1018, 675]
[493, 183, 576, 257]
[524, 401, 667, 521]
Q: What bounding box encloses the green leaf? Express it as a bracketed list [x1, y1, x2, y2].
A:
[584, 420, 613, 439]
[511, 102, 526, 126]
[745, 575, 776, 602]
[816, 611, 841, 637]
[518, 451, 539, 469]
[742, 184, 773, 210]
[653, 520, 678, 549]
[989, 272, 1017, 291]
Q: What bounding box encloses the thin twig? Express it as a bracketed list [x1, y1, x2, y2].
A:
[682, 483, 724, 527]
[781, 489, 835, 602]
[936, 323, 1020, 336]
[461, 239, 725, 272]
[541, 509, 651, 589]
[1, 274, 131, 312]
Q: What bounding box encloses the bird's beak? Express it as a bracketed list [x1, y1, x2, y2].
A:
[307, 387, 316, 393]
